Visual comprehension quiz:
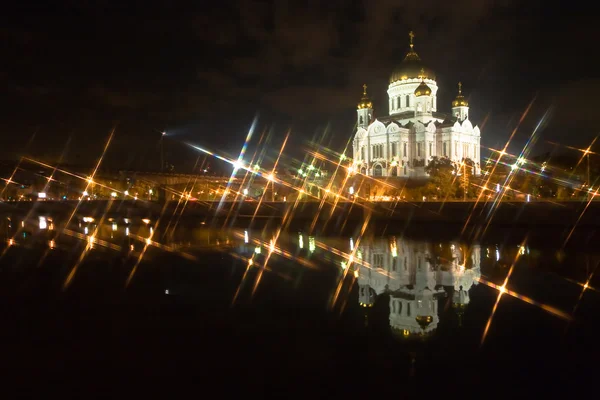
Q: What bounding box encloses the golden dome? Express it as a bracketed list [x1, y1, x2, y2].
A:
[357, 83, 372, 110]
[414, 69, 432, 97]
[389, 31, 436, 83]
[452, 82, 469, 107]
[415, 315, 433, 330]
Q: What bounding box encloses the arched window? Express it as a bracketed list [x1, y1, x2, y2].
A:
[373, 164, 383, 177]
[396, 97, 400, 109]
[406, 95, 410, 107]
[359, 116, 363, 124]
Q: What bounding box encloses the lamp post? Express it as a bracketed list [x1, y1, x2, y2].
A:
[160, 131, 166, 172]
[463, 162, 467, 201]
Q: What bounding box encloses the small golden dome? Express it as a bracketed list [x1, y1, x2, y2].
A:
[357, 83, 372, 110]
[452, 82, 469, 107]
[414, 69, 431, 97]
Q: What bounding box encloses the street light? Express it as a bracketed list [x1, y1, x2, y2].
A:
[160, 131, 166, 172]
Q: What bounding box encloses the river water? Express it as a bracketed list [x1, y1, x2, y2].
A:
[0, 215, 598, 396]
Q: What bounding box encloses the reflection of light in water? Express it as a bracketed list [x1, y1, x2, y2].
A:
[84, 226, 89, 235]
[165, 289, 169, 295]
[150, 227, 153, 235]
[350, 238, 354, 250]
[142, 219, 150, 225]
[83, 217, 94, 223]
[146, 237, 151, 245]
[88, 236, 95, 249]
[130, 244, 134, 251]
[21, 221, 24, 228]
[244, 230, 249, 244]
[495, 247, 500, 261]
[126, 227, 129, 236]
[308, 237, 315, 252]
[49, 240, 55, 249]
[298, 233, 304, 249]
[39, 216, 47, 230]
[254, 246, 261, 254]
[112, 223, 117, 231]
[8, 238, 14, 246]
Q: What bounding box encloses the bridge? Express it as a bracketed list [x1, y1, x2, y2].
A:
[2, 199, 599, 229]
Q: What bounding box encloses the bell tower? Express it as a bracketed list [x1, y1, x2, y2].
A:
[452, 82, 469, 121]
[357, 84, 373, 129]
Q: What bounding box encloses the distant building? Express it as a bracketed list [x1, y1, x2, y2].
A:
[353, 31, 481, 178]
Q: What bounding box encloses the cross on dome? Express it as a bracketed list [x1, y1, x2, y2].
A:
[363, 84, 368, 95]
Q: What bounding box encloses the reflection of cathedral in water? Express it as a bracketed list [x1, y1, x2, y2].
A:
[356, 237, 481, 337]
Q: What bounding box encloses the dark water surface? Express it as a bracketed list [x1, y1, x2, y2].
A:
[0, 215, 599, 396]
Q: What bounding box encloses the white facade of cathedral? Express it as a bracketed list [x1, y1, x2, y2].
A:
[356, 237, 481, 337]
[352, 32, 481, 178]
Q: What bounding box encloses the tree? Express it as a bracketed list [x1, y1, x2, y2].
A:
[424, 157, 456, 200]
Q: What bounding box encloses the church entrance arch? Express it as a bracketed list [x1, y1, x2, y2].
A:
[390, 167, 397, 177]
[373, 164, 383, 177]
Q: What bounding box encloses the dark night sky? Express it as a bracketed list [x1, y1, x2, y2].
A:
[2, 0, 599, 170]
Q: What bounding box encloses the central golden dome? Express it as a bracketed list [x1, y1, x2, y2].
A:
[390, 31, 436, 84]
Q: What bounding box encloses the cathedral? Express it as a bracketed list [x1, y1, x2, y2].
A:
[352, 32, 481, 178]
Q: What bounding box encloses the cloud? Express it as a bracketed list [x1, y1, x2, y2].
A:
[88, 86, 161, 110]
[541, 79, 600, 131]
[263, 85, 356, 116]
[207, 0, 522, 118]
